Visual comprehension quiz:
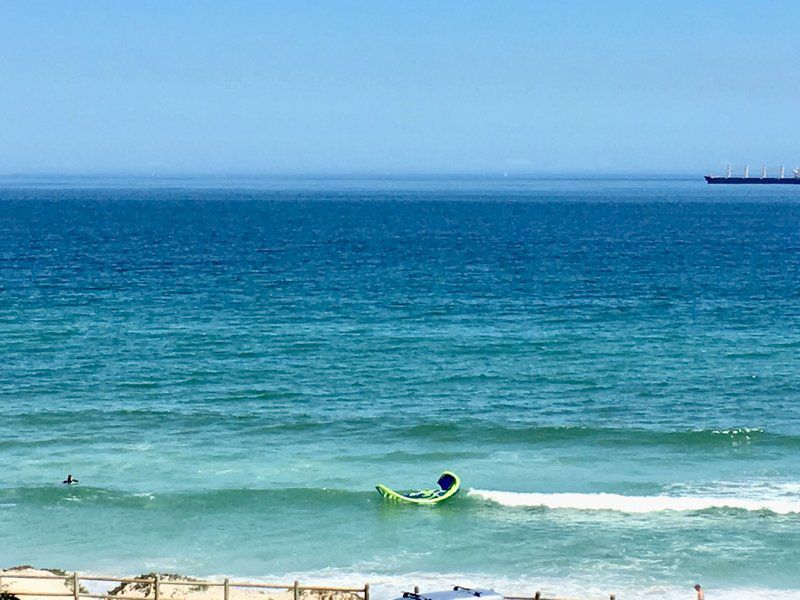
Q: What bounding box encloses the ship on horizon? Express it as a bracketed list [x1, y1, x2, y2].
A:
[705, 165, 800, 184]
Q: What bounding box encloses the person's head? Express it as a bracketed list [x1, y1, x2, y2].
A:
[694, 585, 702, 591]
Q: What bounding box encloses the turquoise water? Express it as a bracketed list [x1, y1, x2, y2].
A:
[2, 177, 800, 599]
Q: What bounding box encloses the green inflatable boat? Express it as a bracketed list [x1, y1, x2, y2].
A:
[376, 471, 461, 505]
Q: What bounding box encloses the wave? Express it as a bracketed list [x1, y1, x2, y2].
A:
[469, 489, 800, 514]
[395, 422, 799, 448]
[6, 483, 800, 516]
[2, 407, 797, 450]
[0, 485, 378, 511]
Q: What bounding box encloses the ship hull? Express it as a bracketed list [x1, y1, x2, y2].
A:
[705, 176, 800, 184]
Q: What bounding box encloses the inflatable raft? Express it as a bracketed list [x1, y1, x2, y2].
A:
[376, 471, 461, 505]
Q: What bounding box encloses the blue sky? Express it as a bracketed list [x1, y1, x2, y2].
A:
[0, 1, 797, 175]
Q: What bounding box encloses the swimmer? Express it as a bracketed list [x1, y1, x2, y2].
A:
[62, 474, 79, 485]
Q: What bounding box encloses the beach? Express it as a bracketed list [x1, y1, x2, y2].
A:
[2, 178, 800, 599]
[0, 567, 364, 600]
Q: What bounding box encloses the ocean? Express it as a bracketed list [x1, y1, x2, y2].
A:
[2, 177, 800, 600]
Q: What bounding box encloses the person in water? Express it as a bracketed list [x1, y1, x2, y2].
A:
[694, 584, 704, 600]
[62, 474, 78, 485]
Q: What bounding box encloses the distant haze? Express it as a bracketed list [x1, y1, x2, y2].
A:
[1, 1, 797, 175]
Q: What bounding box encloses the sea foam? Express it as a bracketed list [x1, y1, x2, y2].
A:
[469, 489, 800, 514]
[240, 569, 800, 600]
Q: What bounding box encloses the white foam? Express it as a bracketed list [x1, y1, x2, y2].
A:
[132, 492, 155, 500]
[469, 489, 800, 514]
[230, 570, 800, 600]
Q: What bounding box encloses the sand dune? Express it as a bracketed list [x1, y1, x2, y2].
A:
[0, 567, 84, 600]
[0, 567, 361, 600]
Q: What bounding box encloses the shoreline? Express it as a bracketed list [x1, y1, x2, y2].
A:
[5, 566, 800, 600]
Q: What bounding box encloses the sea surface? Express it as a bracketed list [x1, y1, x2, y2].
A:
[2, 177, 800, 600]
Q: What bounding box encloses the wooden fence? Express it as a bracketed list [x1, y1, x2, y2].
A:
[0, 573, 369, 600]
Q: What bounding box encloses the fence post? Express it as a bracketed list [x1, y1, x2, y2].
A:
[364, 584, 370, 600]
[154, 574, 161, 600]
[73, 573, 80, 600]
[293, 580, 299, 600]
[224, 578, 230, 600]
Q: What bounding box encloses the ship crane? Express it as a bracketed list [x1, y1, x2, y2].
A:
[705, 164, 800, 184]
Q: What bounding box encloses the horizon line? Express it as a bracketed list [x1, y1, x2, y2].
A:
[0, 171, 704, 180]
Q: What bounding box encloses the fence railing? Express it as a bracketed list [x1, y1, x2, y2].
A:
[0, 573, 369, 600]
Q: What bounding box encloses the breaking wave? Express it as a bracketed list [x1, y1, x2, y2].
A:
[469, 489, 800, 514]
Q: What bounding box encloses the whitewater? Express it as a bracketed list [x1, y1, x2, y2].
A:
[469, 489, 800, 514]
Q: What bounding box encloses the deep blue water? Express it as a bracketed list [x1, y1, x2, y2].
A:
[2, 178, 800, 599]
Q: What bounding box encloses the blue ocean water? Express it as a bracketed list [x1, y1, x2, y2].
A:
[2, 177, 800, 599]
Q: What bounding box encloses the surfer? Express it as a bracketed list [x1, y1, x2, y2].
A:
[62, 474, 79, 485]
[694, 584, 704, 600]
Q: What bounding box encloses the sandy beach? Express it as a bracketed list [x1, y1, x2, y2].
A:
[0, 567, 364, 600]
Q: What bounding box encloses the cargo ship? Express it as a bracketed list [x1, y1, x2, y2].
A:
[705, 165, 800, 184]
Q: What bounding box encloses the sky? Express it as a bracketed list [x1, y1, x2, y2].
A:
[0, 1, 798, 175]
